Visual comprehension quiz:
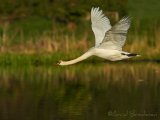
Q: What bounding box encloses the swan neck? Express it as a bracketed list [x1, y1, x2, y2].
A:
[61, 51, 92, 65]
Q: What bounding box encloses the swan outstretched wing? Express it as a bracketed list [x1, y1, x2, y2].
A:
[91, 7, 111, 46]
[99, 17, 131, 51]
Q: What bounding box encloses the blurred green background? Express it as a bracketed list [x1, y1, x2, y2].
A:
[0, 0, 160, 63]
[0, 1, 160, 120]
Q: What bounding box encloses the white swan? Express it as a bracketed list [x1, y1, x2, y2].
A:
[58, 7, 139, 66]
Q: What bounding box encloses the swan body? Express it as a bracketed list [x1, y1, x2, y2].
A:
[58, 7, 140, 66]
[92, 48, 129, 61]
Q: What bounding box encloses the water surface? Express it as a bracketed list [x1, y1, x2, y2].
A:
[0, 62, 160, 120]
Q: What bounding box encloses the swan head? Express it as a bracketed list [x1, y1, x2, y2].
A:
[57, 60, 65, 65]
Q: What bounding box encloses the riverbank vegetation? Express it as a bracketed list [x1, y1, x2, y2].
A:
[0, 0, 160, 65]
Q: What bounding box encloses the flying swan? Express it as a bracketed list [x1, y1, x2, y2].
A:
[58, 7, 139, 65]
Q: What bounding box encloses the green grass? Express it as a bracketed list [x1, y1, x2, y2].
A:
[0, 51, 86, 66]
[0, 0, 159, 65]
[0, 53, 56, 66]
[0, 52, 160, 67]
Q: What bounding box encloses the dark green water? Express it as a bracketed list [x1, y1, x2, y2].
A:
[0, 62, 160, 120]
